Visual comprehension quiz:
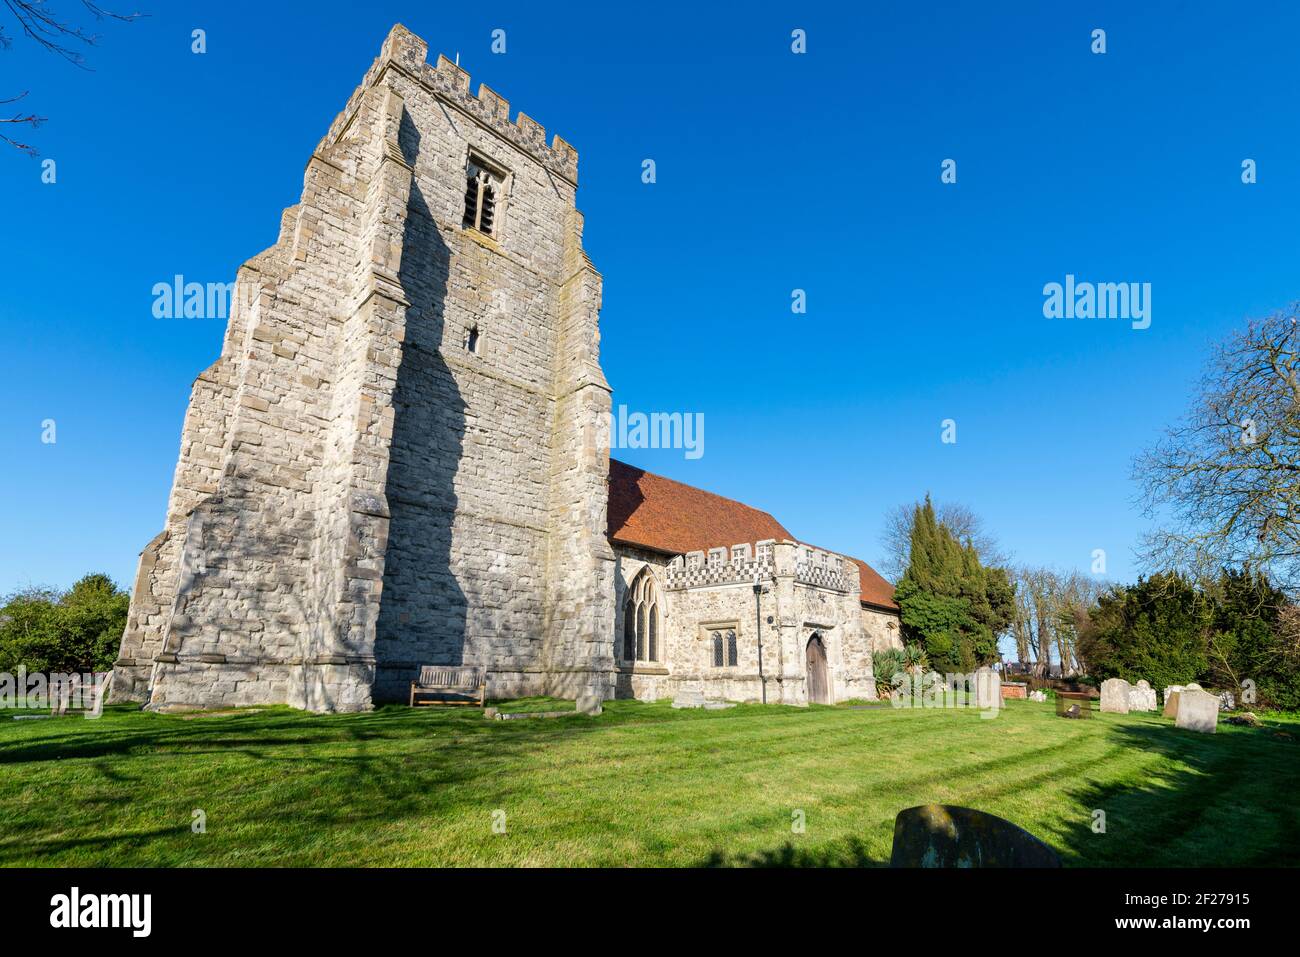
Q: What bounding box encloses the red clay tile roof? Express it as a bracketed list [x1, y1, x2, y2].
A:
[851, 557, 900, 611]
[607, 458, 897, 611]
[608, 458, 792, 555]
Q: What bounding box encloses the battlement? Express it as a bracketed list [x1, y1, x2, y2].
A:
[665, 540, 854, 593]
[320, 24, 579, 185]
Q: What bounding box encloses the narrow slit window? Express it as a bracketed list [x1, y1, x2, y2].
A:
[465, 325, 480, 354]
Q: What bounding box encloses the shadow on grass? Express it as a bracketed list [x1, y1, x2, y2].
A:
[1045, 715, 1300, 867]
[698, 837, 886, 868]
[0, 702, 686, 864]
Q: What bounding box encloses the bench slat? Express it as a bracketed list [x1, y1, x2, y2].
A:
[410, 665, 486, 707]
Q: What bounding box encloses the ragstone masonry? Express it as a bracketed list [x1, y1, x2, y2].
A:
[111, 25, 900, 712]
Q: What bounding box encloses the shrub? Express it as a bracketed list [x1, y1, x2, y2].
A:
[872, 648, 906, 695]
[0, 574, 129, 674]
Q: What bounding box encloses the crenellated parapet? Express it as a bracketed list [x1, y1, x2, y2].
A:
[317, 24, 579, 186]
[794, 548, 855, 592]
[422, 55, 579, 184]
[666, 539, 775, 590]
[664, 539, 854, 593]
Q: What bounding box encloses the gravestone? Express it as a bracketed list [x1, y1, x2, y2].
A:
[974, 667, 1002, 710]
[889, 804, 1061, 868]
[1056, 691, 1091, 718]
[1100, 678, 1132, 714]
[575, 693, 603, 716]
[1128, 680, 1156, 712]
[1028, 690, 1048, 702]
[1162, 691, 1181, 718]
[671, 690, 706, 709]
[1217, 691, 1234, 711]
[1175, 689, 1219, 734]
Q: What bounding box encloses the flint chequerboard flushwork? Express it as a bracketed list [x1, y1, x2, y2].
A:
[111, 24, 901, 713]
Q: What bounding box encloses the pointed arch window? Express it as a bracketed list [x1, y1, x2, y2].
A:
[622, 569, 662, 664]
[462, 155, 506, 238]
[710, 628, 739, 668]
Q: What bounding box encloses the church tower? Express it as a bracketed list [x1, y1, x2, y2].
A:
[111, 25, 617, 711]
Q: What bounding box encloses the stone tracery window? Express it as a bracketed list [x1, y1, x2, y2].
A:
[622, 568, 661, 663]
[711, 628, 738, 668]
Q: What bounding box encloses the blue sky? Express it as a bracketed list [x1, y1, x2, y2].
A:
[3, 0, 1299, 600]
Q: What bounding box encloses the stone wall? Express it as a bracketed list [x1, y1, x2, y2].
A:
[863, 604, 903, 654]
[112, 24, 613, 711]
[613, 540, 885, 705]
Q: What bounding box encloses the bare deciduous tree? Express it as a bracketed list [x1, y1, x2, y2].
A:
[1137, 304, 1300, 593]
[1, 1, 143, 155]
[1009, 565, 1105, 676]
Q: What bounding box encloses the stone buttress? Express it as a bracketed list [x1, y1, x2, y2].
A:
[111, 24, 615, 711]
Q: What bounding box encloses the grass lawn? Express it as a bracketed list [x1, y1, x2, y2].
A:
[1, 697, 1297, 867]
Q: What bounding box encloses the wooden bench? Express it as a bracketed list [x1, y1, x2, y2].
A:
[410, 666, 487, 707]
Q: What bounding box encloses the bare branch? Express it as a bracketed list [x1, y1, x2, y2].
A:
[1136, 303, 1300, 594]
[0, 89, 44, 155]
[0, 2, 144, 154]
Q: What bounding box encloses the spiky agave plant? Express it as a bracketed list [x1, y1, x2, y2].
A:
[872, 648, 907, 696]
[902, 643, 930, 674]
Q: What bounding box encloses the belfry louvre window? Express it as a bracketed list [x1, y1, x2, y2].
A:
[622, 569, 661, 663]
[462, 157, 503, 237]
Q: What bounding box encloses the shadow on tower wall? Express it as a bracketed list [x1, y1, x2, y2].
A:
[373, 114, 468, 702]
[605, 459, 646, 700]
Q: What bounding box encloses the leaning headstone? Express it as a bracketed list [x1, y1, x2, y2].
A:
[1100, 678, 1132, 714]
[575, 693, 603, 716]
[889, 804, 1061, 868]
[671, 690, 706, 709]
[1175, 689, 1219, 734]
[1162, 692, 1181, 718]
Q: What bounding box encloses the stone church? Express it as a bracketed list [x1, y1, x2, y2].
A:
[111, 25, 900, 713]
